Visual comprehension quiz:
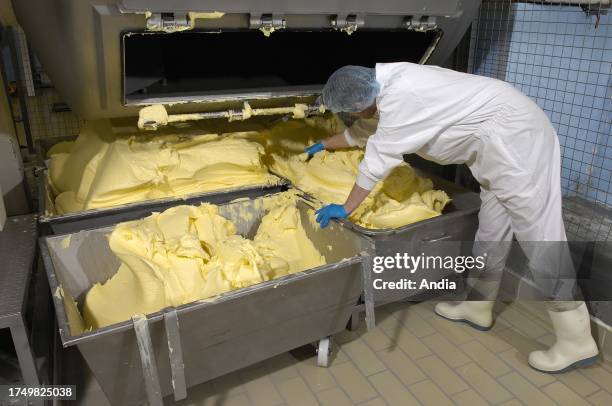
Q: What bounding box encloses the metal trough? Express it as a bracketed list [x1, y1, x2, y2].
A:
[41, 193, 372, 405]
[38, 170, 288, 234]
[302, 171, 481, 306]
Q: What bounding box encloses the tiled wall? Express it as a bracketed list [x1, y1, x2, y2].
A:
[469, 1, 611, 213]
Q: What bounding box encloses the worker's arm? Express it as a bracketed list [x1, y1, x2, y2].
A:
[323, 132, 352, 149]
[307, 118, 379, 157]
[305, 132, 350, 157]
[315, 183, 370, 228]
[343, 183, 371, 213]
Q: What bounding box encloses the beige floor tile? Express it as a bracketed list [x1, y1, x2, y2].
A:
[459, 340, 512, 377]
[498, 306, 550, 339]
[375, 308, 402, 333]
[294, 358, 338, 393]
[210, 372, 245, 398]
[498, 348, 556, 387]
[415, 355, 469, 395]
[219, 394, 253, 406]
[181, 387, 252, 406]
[333, 347, 351, 365]
[456, 363, 513, 404]
[421, 333, 471, 368]
[499, 400, 524, 406]
[376, 346, 427, 386]
[556, 369, 601, 397]
[427, 313, 475, 345]
[316, 388, 353, 406]
[382, 324, 432, 360]
[361, 327, 394, 352]
[579, 364, 612, 389]
[587, 390, 612, 406]
[329, 361, 378, 404]
[341, 338, 387, 376]
[469, 324, 516, 353]
[453, 389, 489, 406]
[275, 377, 319, 406]
[260, 353, 300, 383]
[409, 300, 437, 320]
[369, 371, 420, 406]
[389, 305, 437, 338]
[535, 333, 556, 347]
[542, 381, 589, 406]
[242, 374, 284, 406]
[408, 380, 454, 406]
[498, 372, 556, 406]
[491, 322, 548, 356]
[358, 398, 388, 406]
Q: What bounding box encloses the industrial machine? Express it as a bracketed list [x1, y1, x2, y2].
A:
[13, 1, 482, 404]
[12, 0, 480, 120]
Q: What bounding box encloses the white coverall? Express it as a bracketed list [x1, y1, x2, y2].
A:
[350, 62, 576, 303]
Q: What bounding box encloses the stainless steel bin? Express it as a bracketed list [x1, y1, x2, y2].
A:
[337, 172, 481, 305]
[38, 171, 288, 234]
[36, 136, 290, 234]
[41, 193, 372, 405]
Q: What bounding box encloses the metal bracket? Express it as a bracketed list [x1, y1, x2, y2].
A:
[405, 16, 438, 32]
[250, 13, 286, 37]
[164, 309, 187, 401]
[132, 315, 163, 406]
[146, 12, 190, 32]
[331, 14, 365, 35]
[362, 256, 376, 331]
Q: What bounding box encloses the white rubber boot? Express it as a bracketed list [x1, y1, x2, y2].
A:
[528, 303, 599, 373]
[434, 301, 495, 331]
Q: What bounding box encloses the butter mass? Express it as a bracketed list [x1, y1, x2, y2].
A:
[48, 121, 279, 214]
[82, 193, 325, 330]
[271, 150, 450, 229]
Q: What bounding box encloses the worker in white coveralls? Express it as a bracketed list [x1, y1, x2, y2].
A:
[308, 64, 599, 373]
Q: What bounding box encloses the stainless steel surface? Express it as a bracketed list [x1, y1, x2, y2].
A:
[163, 309, 187, 401]
[0, 215, 40, 386]
[132, 315, 163, 406]
[41, 194, 372, 405]
[290, 169, 481, 305]
[0, 133, 30, 215]
[12, 0, 480, 119]
[119, 0, 463, 15]
[38, 170, 289, 234]
[350, 173, 479, 304]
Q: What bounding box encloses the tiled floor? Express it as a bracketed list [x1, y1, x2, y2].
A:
[70, 300, 612, 405]
[158, 300, 611, 406]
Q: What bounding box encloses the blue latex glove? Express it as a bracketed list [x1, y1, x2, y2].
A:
[316, 204, 348, 228]
[305, 142, 325, 158]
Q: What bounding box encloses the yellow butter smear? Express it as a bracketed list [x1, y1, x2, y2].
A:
[271, 150, 450, 229]
[83, 192, 325, 330]
[47, 120, 279, 214]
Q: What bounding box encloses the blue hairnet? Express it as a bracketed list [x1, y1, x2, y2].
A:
[321, 66, 380, 113]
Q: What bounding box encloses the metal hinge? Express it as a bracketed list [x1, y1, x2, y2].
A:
[250, 13, 286, 37]
[331, 14, 365, 35]
[146, 12, 190, 32]
[405, 16, 438, 32]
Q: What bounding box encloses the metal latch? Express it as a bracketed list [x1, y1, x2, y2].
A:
[146, 12, 190, 32]
[331, 14, 365, 35]
[250, 13, 286, 37]
[405, 16, 438, 32]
